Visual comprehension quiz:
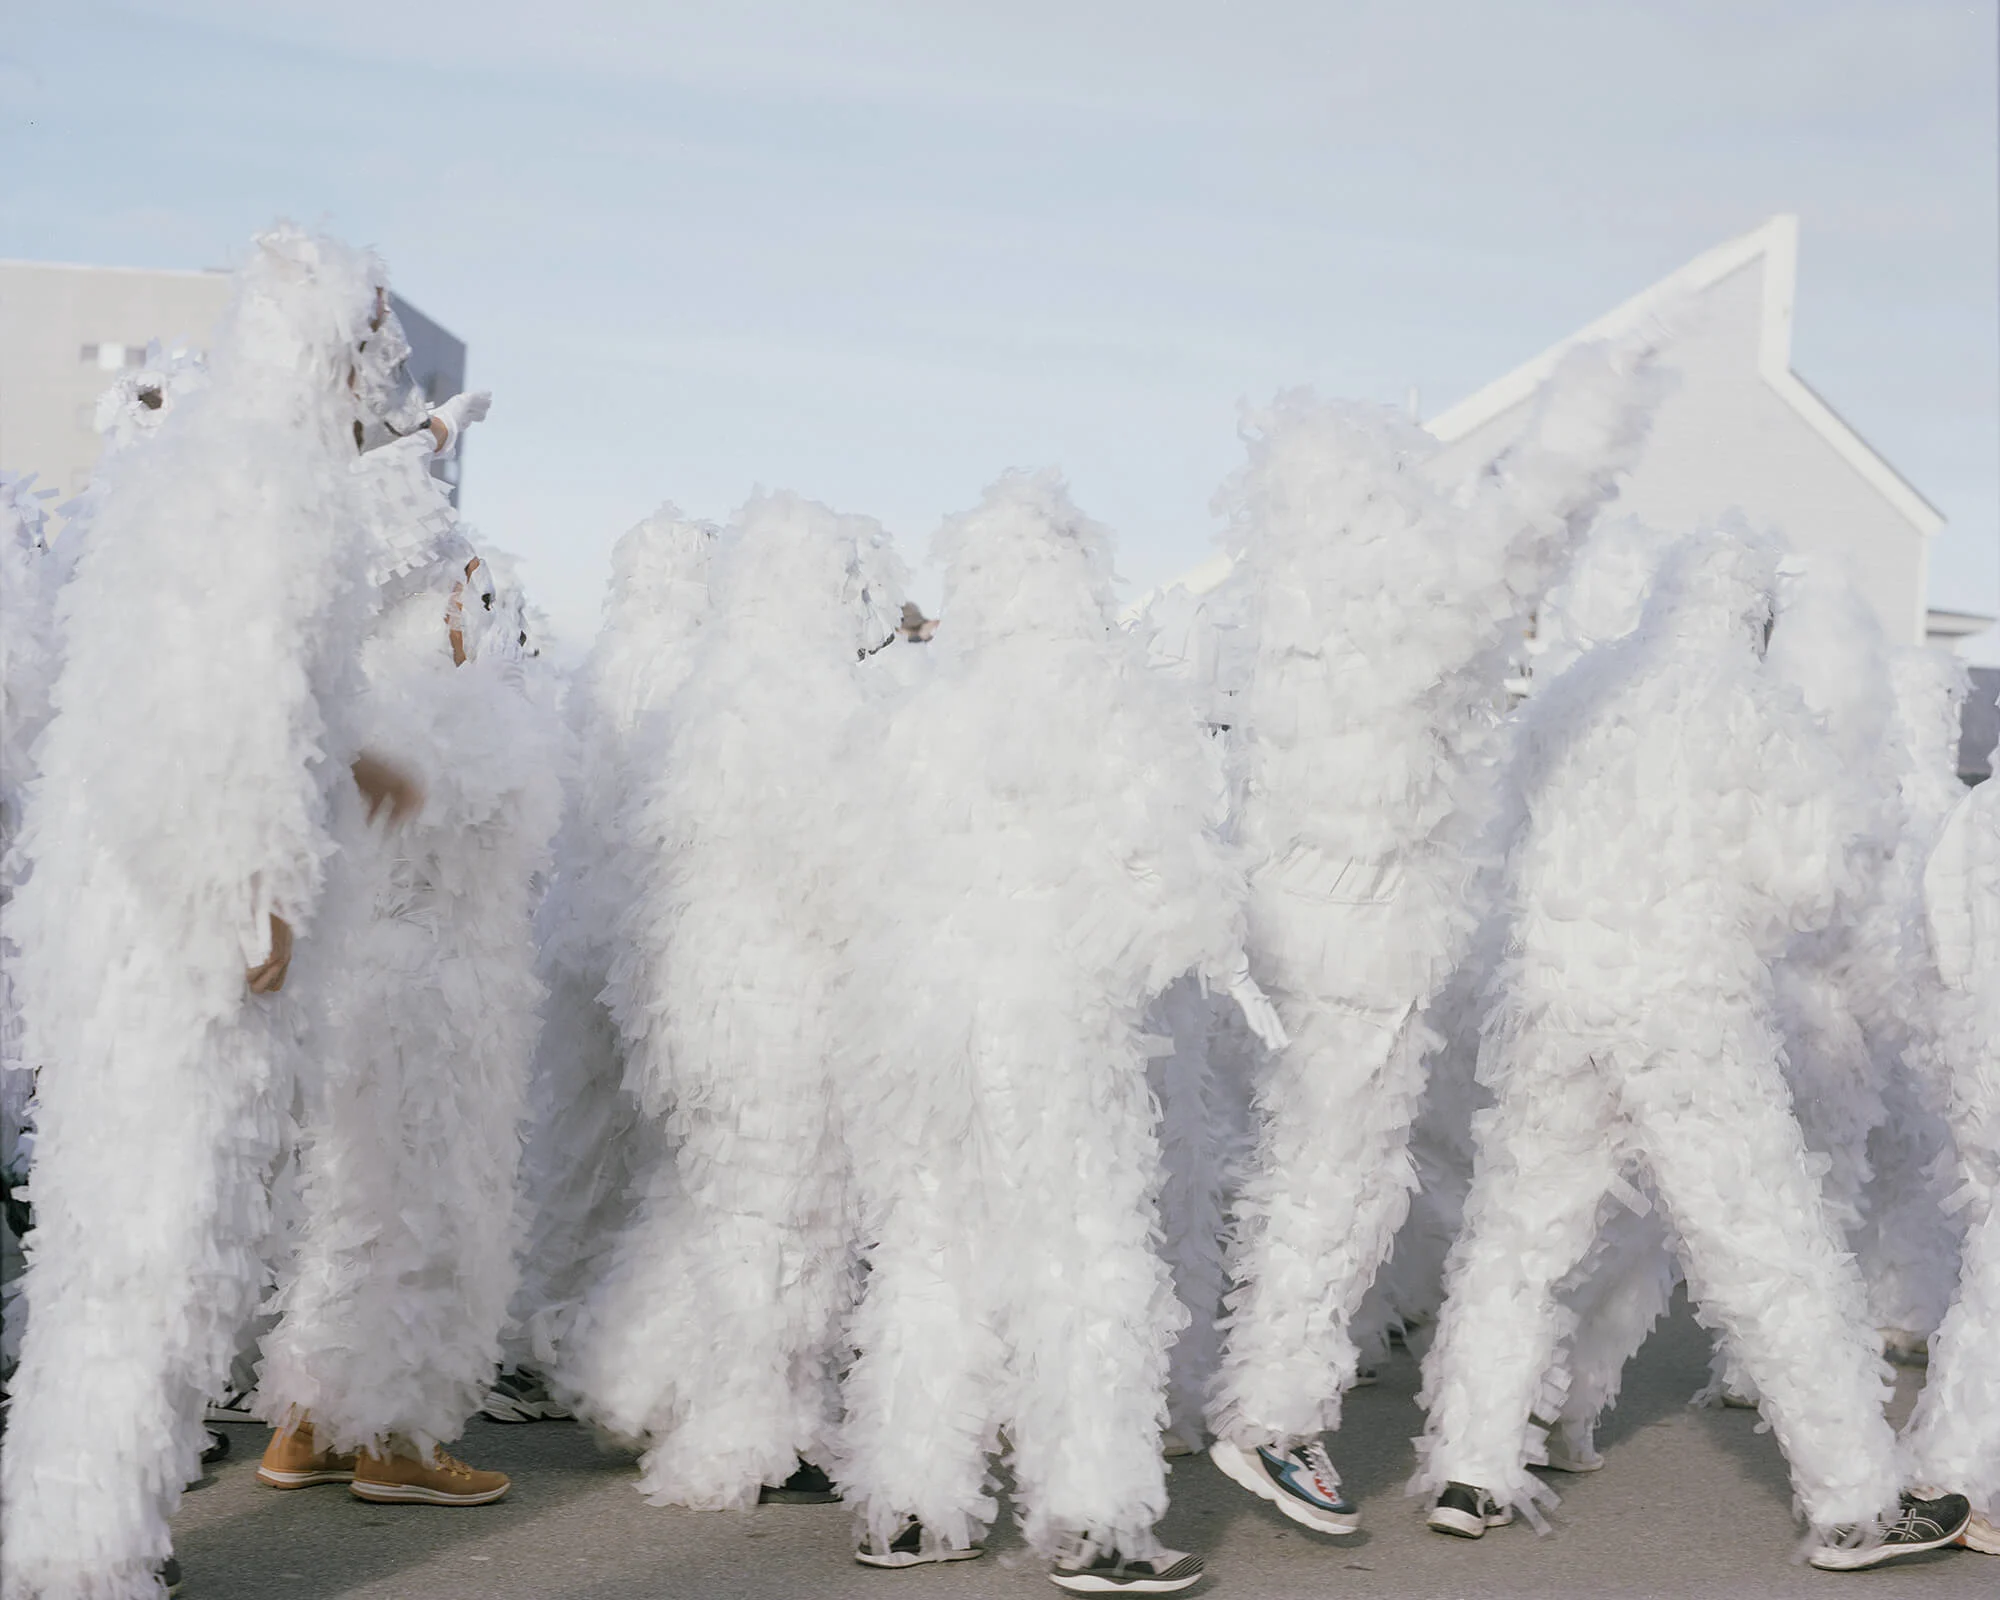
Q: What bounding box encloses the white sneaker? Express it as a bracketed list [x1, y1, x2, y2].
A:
[1541, 1420, 1604, 1473]
[854, 1517, 984, 1569]
[1049, 1548, 1204, 1593]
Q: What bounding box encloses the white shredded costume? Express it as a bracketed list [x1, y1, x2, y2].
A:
[1900, 715, 2000, 1528]
[2, 353, 216, 1385]
[507, 506, 718, 1374]
[1134, 585, 1260, 1454]
[1469, 519, 1687, 1469]
[1854, 650, 1973, 1356]
[1413, 526, 1903, 1538]
[1523, 575, 1973, 1451]
[557, 492, 904, 1510]
[1208, 343, 1660, 1490]
[256, 408, 563, 1460]
[0, 227, 384, 1600]
[835, 471, 1274, 1567]
[1, 473, 62, 1374]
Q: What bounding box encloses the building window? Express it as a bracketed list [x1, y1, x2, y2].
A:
[80, 343, 142, 370]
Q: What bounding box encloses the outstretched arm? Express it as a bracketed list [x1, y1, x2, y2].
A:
[1472, 339, 1666, 609]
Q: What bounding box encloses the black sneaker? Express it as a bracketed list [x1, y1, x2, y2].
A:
[1048, 1547, 1204, 1593]
[759, 1459, 840, 1504]
[854, 1516, 984, 1569]
[159, 1555, 184, 1595]
[1428, 1482, 1514, 1539]
[200, 1429, 231, 1466]
[1208, 1438, 1359, 1534]
[478, 1367, 573, 1424]
[1809, 1491, 1971, 1570]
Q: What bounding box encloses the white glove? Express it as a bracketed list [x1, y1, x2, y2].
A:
[1211, 951, 1289, 1052]
[429, 390, 491, 456]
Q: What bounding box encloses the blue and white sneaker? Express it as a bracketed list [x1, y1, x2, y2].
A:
[1209, 1438, 1359, 1535]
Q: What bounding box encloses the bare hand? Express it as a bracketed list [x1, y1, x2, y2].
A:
[351, 752, 424, 826]
[247, 913, 294, 994]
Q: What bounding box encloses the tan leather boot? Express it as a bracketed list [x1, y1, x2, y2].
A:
[256, 1418, 358, 1489]
[350, 1446, 510, 1506]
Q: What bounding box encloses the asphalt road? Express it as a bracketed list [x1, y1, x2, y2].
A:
[170, 1294, 1991, 1599]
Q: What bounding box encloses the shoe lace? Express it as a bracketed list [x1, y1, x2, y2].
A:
[430, 1448, 478, 1479]
[1299, 1440, 1341, 1497]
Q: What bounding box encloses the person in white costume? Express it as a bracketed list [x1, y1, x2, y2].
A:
[3, 351, 223, 1442]
[1498, 580, 1974, 1468]
[1, 473, 63, 1377]
[557, 491, 905, 1513]
[252, 356, 562, 1507]
[1854, 651, 1973, 1359]
[497, 506, 719, 1416]
[0, 226, 412, 1600]
[3, 348, 203, 1210]
[1207, 342, 1661, 1535]
[1899, 698, 2000, 1556]
[1685, 564, 1903, 1413]
[1412, 524, 1971, 1571]
[835, 471, 1280, 1595]
[1132, 585, 1260, 1460]
[1381, 518, 1688, 1481]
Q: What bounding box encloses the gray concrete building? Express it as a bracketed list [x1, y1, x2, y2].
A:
[0, 259, 466, 504]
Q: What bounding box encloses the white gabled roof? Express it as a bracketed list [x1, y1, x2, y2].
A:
[1424, 215, 1944, 539]
[1134, 216, 1944, 617]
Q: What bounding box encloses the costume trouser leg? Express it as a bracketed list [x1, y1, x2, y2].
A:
[1622, 1040, 1899, 1530]
[260, 910, 530, 1459]
[561, 1086, 848, 1510]
[838, 1170, 1000, 1555]
[1417, 1038, 1626, 1517]
[1423, 1028, 1900, 1531]
[507, 964, 640, 1371]
[1855, 1067, 1962, 1348]
[1151, 979, 1243, 1450]
[1214, 1000, 1427, 1446]
[1, 1012, 286, 1600]
[1901, 1177, 1999, 1514]
[1551, 1201, 1678, 1443]
[1004, 1050, 1180, 1562]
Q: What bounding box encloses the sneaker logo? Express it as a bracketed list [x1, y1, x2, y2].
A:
[1257, 1446, 1345, 1510]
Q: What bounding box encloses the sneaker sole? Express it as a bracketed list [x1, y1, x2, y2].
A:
[1540, 1451, 1604, 1474]
[478, 1396, 573, 1424]
[349, 1480, 510, 1507]
[1960, 1514, 2000, 1555]
[854, 1546, 984, 1569]
[1048, 1566, 1204, 1594]
[1809, 1521, 1970, 1571]
[256, 1467, 357, 1489]
[1427, 1506, 1490, 1539]
[1208, 1441, 1359, 1536]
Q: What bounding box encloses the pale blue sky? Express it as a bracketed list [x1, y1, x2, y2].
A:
[4, 1, 1995, 658]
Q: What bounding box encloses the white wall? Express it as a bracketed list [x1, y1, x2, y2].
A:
[0, 261, 231, 499]
[1429, 252, 1932, 646]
